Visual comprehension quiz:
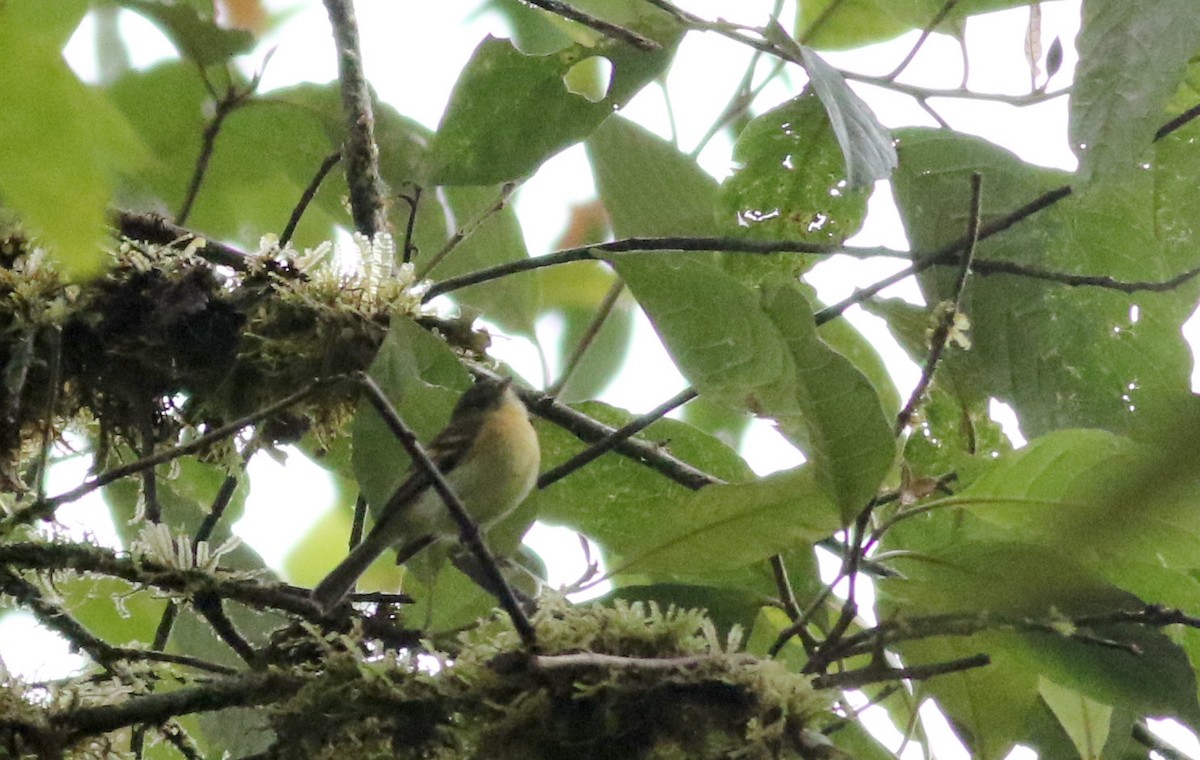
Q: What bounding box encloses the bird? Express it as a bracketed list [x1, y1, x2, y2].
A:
[311, 376, 540, 613]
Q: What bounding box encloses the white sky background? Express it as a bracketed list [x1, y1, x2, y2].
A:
[4, 1, 1199, 757]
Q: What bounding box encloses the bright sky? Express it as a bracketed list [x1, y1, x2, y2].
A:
[6, 2, 1199, 757]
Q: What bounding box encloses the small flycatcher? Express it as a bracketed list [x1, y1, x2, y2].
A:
[312, 377, 540, 613]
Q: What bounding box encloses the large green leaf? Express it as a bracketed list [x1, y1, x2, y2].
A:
[1038, 677, 1112, 760]
[1071, 0, 1200, 179]
[431, 18, 680, 185]
[608, 466, 842, 581]
[892, 128, 1200, 440]
[958, 429, 1200, 571]
[759, 281, 896, 516]
[588, 115, 720, 237]
[0, 0, 147, 278]
[876, 541, 1200, 758]
[722, 92, 870, 242]
[588, 118, 895, 515]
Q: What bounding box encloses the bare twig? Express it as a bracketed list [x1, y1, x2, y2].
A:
[194, 592, 260, 667]
[355, 372, 537, 648]
[280, 149, 342, 247]
[424, 236, 903, 301]
[895, 172, 982, 433]
[321, 0, 388, 236]
[178, 78, 257, 225]
[769, 555, 803, 623]
[546, 279, 625, 397]
[812, 653, 990, 689]
[814, 184, 1073, 325]
[33, 327, 62, 501]
[884, 0, 962, 82]
[521, 0, 660, 50]
[418, 182, 518, 279]
[2, 377, 346, 531]
[537, 387, 699, 489]
[398, 184, 422, 264]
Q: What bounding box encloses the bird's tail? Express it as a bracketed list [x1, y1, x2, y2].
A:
[311, 530, 394, 613]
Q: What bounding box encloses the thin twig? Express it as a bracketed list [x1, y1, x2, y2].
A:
[1155, 99, 1200, 140]
[883, 0, 962, 81]
[33, 326, 62, 501]
[812, 653, 990, 689]
[322, 0, 388, 236]
[140, 424, 162, 524]
[769, 555, 803, 623]
[895, 172, 982, 433]
[355, 372, 538, 648]
[418, 182, 518, 279]
[177, 79, 256, 225]
[2, 377, 346, 531]
[537, 387, 699, 489]
[398, 184, 422, 264]
[0, 542, 418, 645]
[972, 257, 1200, 292]
[546, 279, 625, 397]
[279, 149, 342, 247]
[814, 184, 1073, 325]
[194, 592, 259, 667]
[521, 0, 659, 50]
[424, 236, 903, 301]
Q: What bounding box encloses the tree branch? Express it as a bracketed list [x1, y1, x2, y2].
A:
[537, 387, 699, 489]
[321, 0, 388, 237]
[895, 172, 982, 433]
[424, 236, 902, 301]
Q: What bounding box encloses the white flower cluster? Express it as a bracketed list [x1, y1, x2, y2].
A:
[132, 522, 241, 572]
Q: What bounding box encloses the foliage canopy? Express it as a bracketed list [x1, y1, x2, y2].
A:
[4, 1, 1200, 758]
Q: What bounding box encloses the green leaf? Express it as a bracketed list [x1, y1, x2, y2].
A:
[877, 541, 1200, 757]
[722, 92, 870, 242]
[959, 429, 1200, 571]
[118, 0, 256, 66]
[892, 128, 1199, 439]
[431, 24, 679, 185]
[1038, 677, 1112, 760]
[610, 466, 842, 581]
[0, 0, 147, 278]
[796, 45, 897, 188]
[588, 115, 720, 236]
[759, 281, 896, 517]
[1071, 0, 1200, 179]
